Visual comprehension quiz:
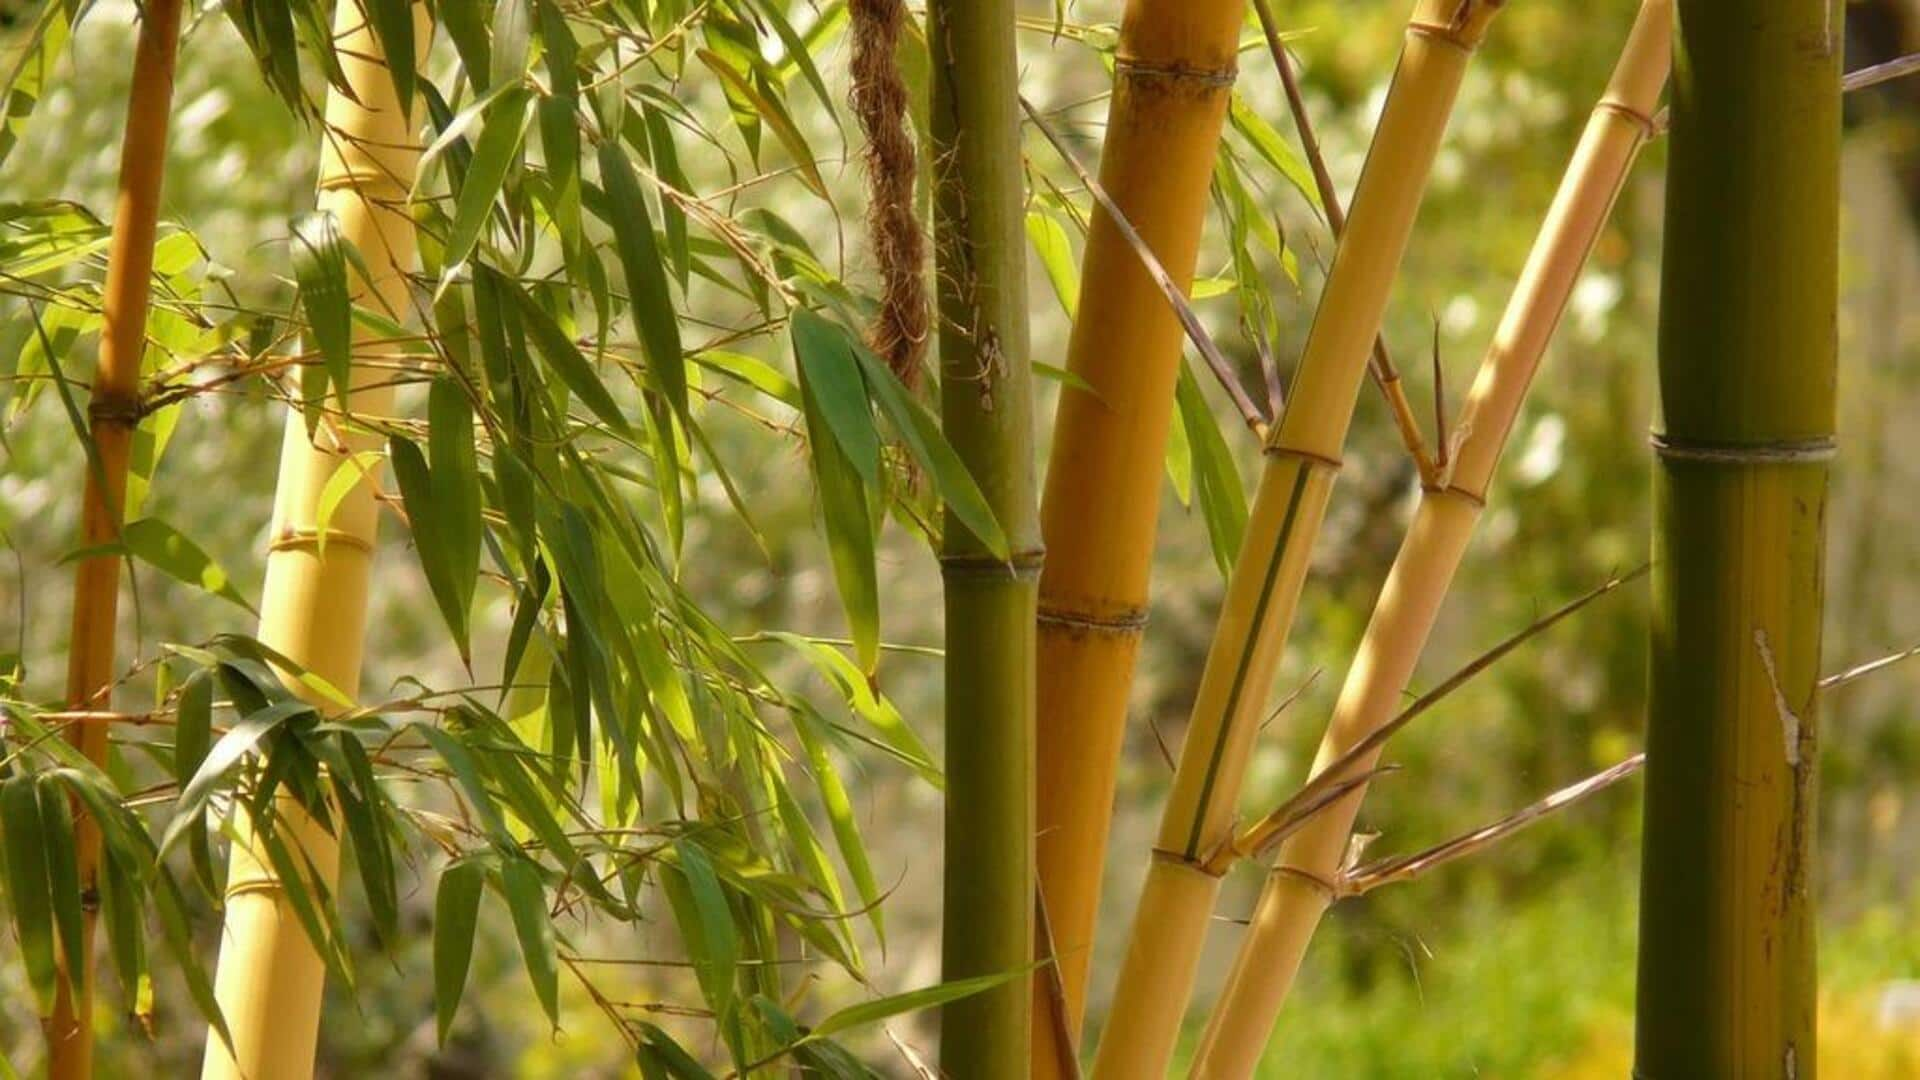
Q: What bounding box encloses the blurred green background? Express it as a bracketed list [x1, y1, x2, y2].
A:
[3, 0, 1919, 1075]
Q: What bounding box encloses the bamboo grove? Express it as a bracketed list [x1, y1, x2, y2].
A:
[0, 0, 1895, 1075]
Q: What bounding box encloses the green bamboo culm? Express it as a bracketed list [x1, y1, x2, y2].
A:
[1634, 0, 1840, 1074]
[929, 0, 1040, 1075]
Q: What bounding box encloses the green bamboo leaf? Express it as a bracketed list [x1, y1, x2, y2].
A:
[160, 698, 313, 857]
[333, 735, 399, 948]
[444, 87, 534, 270]
[38, 778, 85, 1002]
[795, 357, 879, 671]
[1, 774, 57, 1010]
[414, 720, 511, 843]
[433, 857, 485, 1044]
[64, 518, 257, 614]
[153, 867, 231, 1051]
[536, 0, 581, 253]
[291, 211, 353, 417]
[810, 967, 1031, 1039]
[512, 287, 634, 438]
[429, 377, 483, 640]
[766, 633, 939, 786]
[0, 0, 86, 169]
[489, 0, 532, 93]
[695, 48, 826, 198]
[850, 336, 1009, 559]
[1025, 209, 1079, 317]
[635, 1023, 717, 1079]
[314, 449, 384, 560]
[439, 0, 492, 91]
[173, 667, 213, 787]
[499, 855, 560, 1027]
[789, 309, 879, 487]
[390, 434, 472, 658]
[1228, 94, 1324, 216]
[747, 0, 839, 128]
[363, 0, 416, 111]
[667, 838, 738, 1022]
[596, 137, 687, 419]
[97, 847, 149, 1019]
[793, 704, 883, 944]
[1176, 364, 1247, 578]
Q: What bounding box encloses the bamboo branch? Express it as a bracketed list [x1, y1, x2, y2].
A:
[1340, 753, 1644, 896]
[1020, 94, 1269, 436]
[1252, 0, 1437, 483]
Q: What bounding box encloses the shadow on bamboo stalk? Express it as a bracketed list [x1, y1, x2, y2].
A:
[1189, 4, 1671, 1073]
[1089, 3, 1507, 1076]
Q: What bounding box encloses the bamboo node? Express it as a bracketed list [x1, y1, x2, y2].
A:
[1421, 482, 1488, 508]
[1270, 862, 1344, 899]
[939, 546, 1046, 581]
[86, 396, 143, 424]
[268, 526, 376, 555]
[1649, 433, 1836, 465]
[1149, 846, 1228, 880]
[1112, 55, 1237, 90]
[1260, 443, 1343, 471]
[1035, 604, 1149, 635]
[1595, 98, 1659, 137]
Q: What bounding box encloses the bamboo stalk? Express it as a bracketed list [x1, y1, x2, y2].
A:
[1634, 0, 1839, 1071]
[1088, 4, 1503, 1075]
[1030, 3, 1245, 1072]
[199, 5, 425, 1078]
[929, 0, 1041, 1076]
[1186, 6, 1671, 1073]
[47, 0, 185, 1073]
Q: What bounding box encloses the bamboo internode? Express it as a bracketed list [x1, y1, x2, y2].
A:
[1191, 4, 1671, 1072]
[48, 0, 185, 1073]
[1089, 3, 1504, 1076]
[930, 0, 1042, 1075]
[1032, 1, 1245, 1072]
[199, 5, 426, 1078]
[1634, 0, 1839, 1071]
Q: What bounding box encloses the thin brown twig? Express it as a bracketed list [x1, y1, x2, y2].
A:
[1019, 94, 1269, 437]
[1034, 888, 1087, 1080]
[1843, 51, 1920, 93]
[1820, 641, 1920, 690]
[1252, 0, 1438, 483]
[1229, 565, 1650, 863]
[1340, 752, 1644, 896]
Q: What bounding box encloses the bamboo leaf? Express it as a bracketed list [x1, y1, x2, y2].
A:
[390, 434, 472, 658]
[291, 211, 353, 417]
[433, 857, 485, 1044]
[789, 309, 879, 487]
[850, 334, 1008, 559]
[596, 137, 687, 419]
[795, 350, 880, 672]
[38, 778, 85, 1002]
[500, 855, 560, 1027]
[512, 287, 634, 437]
[1177, 365, 1247, 578]
[695, 48, 826, 198]
[1, 773, 57, 1011]
[429, 376, 483, 645]
[1025, 209, 1079, 317]
[333, 734, 399, 948]
[65, 518, 257, 614]
[667, 838, 738, 1022]
[363, 0, 416, 111]
[161, 699, 314, 857]
[445, 87, 534, 270]
[489, 0, 533, 93]
[810, 967, 1030, 1039]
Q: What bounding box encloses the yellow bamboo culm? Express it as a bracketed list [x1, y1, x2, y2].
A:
[1190, 4, 1671, 1075]
[199, 5, 425, 1078]
[1032, 1, 1245, 1073]
[47, 0, 186, 1074]
[1087, 3, 1503, 1076]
